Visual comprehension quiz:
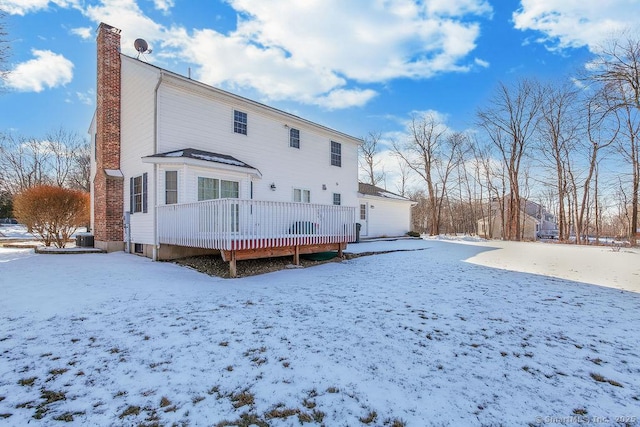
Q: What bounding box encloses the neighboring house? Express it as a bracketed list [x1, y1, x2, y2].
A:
[357, 183, 415, 238]
[522, 199, 557, 235]
[90, 23, 361, 276]
[477, 197, 557, 240]
[477, 210, 539, 241]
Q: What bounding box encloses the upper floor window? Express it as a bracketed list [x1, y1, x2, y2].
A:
[293, 188, 311, 203]
[333, 193, 341, 206]
[165, 171, 178, 204]
[289, 128, 300, 148]
[331, 141, 341, 167]
[234, 110, 247, 135]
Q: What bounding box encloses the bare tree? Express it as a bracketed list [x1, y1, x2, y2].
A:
[537, 81, 580, 240]
[0, 133, 52, 193]
[587, 33, 640, 245]
[571, 90, 618, 244]
[477, 79, 543, 240]
[613, 96, 640, 245]
[393, 113, 459, 235]
[469, 138, 495, 238]
[359, 131, 385, 186]
[0, 129, 90, 194]
[69, 141, 91, 192]
[44, 128, 86, 188]
[394, 157, 411, 197]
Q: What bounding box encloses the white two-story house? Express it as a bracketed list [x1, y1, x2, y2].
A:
[90, 23, 360, 276]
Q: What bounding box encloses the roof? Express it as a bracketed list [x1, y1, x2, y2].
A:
[358, 183, 413, 202]
[142, 148, 261, 177]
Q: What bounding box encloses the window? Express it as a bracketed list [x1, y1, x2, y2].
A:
[221, 180, 239, 198]
[165, 171, 178, 204]
[333, 193, 341, 205]
[198, 177, 239, 200]
[198, 177, 218, 201]
[293, 188, 311, 203]
[130, 173, 147, 214]
[234, 110, 247, 135]
[331, 141, 341, 167]
[360, 204, 367, 220]
[289, 128, 300, 148]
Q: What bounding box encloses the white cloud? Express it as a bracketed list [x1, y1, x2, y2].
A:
[5, 49, 73, 92]
[425, 0, 493, 17]
[228, 0, 490, 82]
[70, 26, 92, 39]
[316, 88, 378, 110]
[76, 88, 94, 105]
[83, 0, 165, 55]
[153, 0, 174, 13]
[0, 0, 78, 15]
[474, 57, 490, 68]
[73, 0, 492, 109]
[512, 0, 637, 51]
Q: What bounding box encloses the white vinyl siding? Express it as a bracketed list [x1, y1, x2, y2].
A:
[358, 196, 413, 238]
[111, 57, 363, 254]
[120, 57, 157, 245]
[154, 73, 360, 207]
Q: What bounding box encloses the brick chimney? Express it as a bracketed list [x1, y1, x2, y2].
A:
[93, 23, 124, 252]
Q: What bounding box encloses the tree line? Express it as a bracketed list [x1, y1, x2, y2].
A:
[361, 33, 640, 245]
[0, 129, 91, 247]
[0, 128, 90, 217]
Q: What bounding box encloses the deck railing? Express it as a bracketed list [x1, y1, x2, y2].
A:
[157, 199, 356, 251]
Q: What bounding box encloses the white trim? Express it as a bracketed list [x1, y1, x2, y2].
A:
[105, 169, 124, 177]
[142, 156, 262, 179]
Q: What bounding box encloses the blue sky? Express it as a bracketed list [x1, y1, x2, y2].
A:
[0, 0, 637, 187]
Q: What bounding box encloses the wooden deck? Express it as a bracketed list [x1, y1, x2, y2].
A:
[157, 199, 355, 277]
[221, 241, 346, 277]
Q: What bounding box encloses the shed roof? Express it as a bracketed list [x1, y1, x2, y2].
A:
[358, 183, 412, 202]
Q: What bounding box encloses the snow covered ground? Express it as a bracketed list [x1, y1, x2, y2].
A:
[1, 237, 639, 426]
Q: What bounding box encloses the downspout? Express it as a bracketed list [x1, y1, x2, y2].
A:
[152, 71, 164, 261]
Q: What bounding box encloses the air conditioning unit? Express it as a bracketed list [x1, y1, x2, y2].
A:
[76, 233, 95, 248]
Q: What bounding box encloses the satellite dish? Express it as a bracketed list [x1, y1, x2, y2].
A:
[134, 38, 148, 53]
[134, 38, 152, 59]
